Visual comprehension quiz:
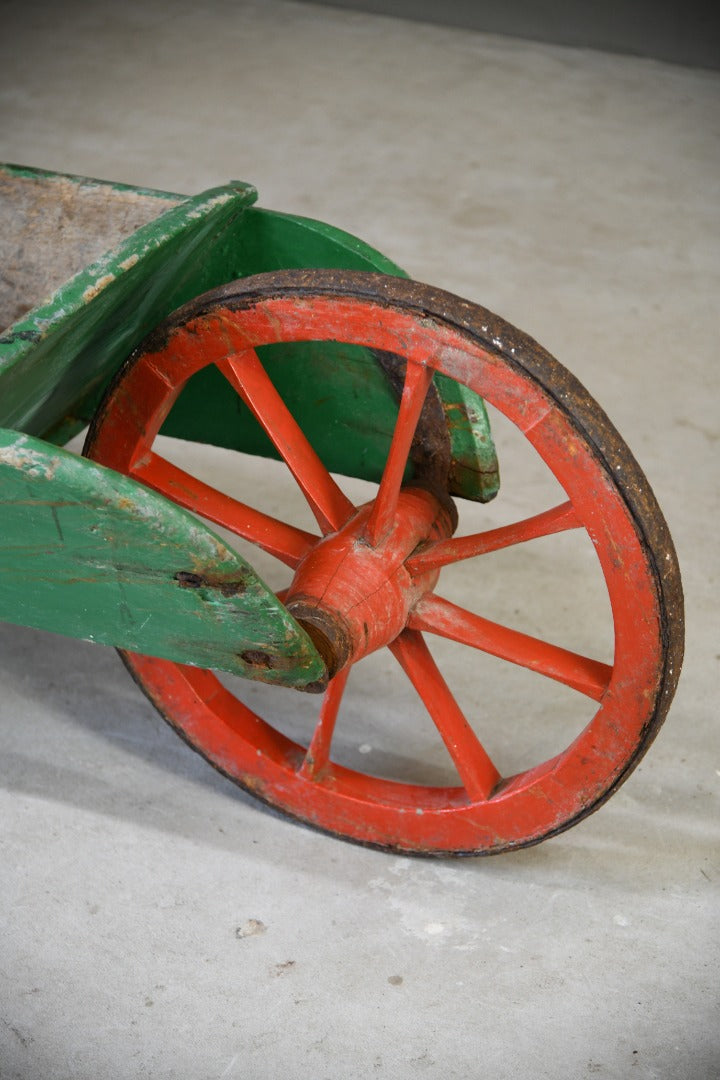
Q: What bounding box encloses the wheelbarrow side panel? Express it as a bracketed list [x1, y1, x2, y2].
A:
[0, 163, 186, 328]
[0, 176, 259, 440]
[0, 170, 499, 503]
[0, 428, 325, 688]
[157, 206, 501, 502]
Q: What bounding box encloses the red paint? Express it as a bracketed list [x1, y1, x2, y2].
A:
[219, 352, 354, 534]
[132, 451, 316, 569]
[362, 362, 434, 546]
[408, 593, 612, 701]
[406, 499, 580, 574]
[286, 487, 451, 670]
[88, 282, 672, 854]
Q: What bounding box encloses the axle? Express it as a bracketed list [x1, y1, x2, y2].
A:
[286, 487, 455, 678]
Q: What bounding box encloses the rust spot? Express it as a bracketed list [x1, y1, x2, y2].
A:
[301, 678, 328, 695]
[175, 571, 204, 588]
[240, 649, 276, 669]
[217, 580, 247, 597]
[174, 570, 247, 595]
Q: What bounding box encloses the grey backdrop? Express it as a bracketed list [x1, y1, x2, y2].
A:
[296, 0, 720, 68]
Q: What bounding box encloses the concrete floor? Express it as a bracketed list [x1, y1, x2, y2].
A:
[1, 2, 718, 1078]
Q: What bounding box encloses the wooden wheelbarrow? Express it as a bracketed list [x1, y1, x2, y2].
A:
[0, 164, 684, 855]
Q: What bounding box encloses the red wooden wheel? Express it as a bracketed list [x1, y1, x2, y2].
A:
[85, 270, 683, 855]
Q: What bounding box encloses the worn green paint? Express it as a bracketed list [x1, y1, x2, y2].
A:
[162, 342, 404, 486]
[0, 166, 499, 682]
[0, 169, 259, 437]
[0, 429, 324, 687]
[0, 164, 498, 501]
[435, 374, 500, 501]
[0, 161, 186, 201]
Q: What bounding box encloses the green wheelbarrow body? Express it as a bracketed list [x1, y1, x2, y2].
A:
[0, 164, 498, 687]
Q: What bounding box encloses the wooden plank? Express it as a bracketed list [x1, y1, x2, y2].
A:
[0, 429, 325, 689]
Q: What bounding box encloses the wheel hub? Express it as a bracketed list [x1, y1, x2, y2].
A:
[286, 487, 454, 677]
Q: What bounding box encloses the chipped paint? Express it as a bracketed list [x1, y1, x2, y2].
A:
[82, 274, 115, 303]
[0, 427, 324, 687]
[0, 433, 60, 479]
[1, 165, 498, 504]
[0, 169, 258, 438]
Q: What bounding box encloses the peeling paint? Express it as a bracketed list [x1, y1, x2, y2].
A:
[0, 435, 59, 479]
[82, 274, 115, 303]
[0, 427, 323, 687]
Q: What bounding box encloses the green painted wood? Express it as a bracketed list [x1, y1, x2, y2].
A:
[0, 173, 259, 438]
[161, 342, 405, 487]
[0, 168, 499, 503]
[435, 374, 499, 501]
[0, 169, 500, 671]
[0, 429, 325, 688]
[0, 163, 185, 330]
[160, 208, 500, 500]
[0, 161, 186, 200]
[166, 207, 498, 500]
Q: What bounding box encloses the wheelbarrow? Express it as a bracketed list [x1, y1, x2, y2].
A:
[0, 164, 684, 855]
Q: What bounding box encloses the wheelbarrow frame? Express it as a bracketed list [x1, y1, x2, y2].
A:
[0, 164, 497, 684]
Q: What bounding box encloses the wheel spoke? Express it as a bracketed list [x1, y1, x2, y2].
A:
[298, 667, 350, 780]
[406, 500, 581, 574]
[131, 451, 316, 568]
[409, 594, 612, 701]
[390, 630, 500, 801]
[218, 351, 354, 534]
[363, 361, 434, 547]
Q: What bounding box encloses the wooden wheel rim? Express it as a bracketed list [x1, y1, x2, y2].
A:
[86, 270, 683, 855]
